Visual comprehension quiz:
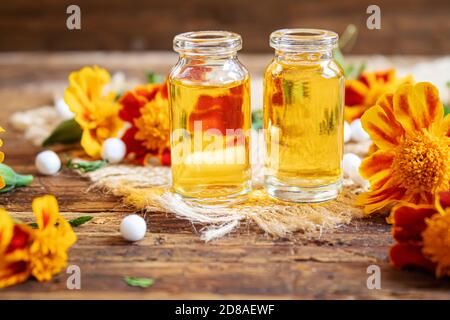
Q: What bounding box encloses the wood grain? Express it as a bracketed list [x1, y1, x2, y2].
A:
[0, 0, 449, 55]
[0, 52, 449, 299]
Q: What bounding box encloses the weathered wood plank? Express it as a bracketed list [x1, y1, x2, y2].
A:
[0, 52, 449, 299]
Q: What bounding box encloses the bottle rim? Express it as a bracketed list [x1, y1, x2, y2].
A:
[173, 31, 242, 55]
[270, 28, 338, 52]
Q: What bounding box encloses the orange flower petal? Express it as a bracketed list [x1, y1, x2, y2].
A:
[356, 184, 404, 214]
[362, 104, 403, 149]
[413, 82, 444, 131]
[393, 83, 443, 133]
[345, 80, 368, 106]
[391, 202, 436, 242]
[389, 243, 436, 272]
[359, 150, 395, 179]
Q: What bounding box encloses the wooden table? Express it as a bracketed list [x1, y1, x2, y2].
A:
[0, 52, 449, 299]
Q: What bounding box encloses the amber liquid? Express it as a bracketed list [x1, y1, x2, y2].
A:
[169, 78, 251, 203]
[264, 59, 344, 201]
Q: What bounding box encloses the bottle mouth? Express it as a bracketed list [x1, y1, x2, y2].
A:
[270, 29, 338, 52]
[173, 31, 242, 55]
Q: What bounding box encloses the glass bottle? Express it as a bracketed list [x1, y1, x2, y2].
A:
[263, 29, 344, 203]
[169, 31, 251, 206]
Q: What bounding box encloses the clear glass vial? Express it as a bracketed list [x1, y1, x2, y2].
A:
[169, 31, 252, 206]
[263, 29, 344, 203]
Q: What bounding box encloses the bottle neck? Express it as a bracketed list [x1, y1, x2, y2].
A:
[275, 49, 333, 64]
[180, 52, 238, 61]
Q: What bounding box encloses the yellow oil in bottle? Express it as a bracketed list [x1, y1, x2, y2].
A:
[169, 78, 251, 204]
[264, 59, 344, 202]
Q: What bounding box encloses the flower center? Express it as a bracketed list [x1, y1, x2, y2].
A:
[392, 131, 450, 193]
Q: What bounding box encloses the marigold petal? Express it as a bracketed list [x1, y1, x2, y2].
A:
[345, 80, 368, 106]
[0, 261, 31, 289]
[393, 82, 443, 133]
[359, 150, 395, 179]
[438, 191, 450, 209]
[32, 195, 59, 229]
[413, 82, 444, 131]
[391, 202, 436, 242]
[362, 104, 403, 149]
[81, 129, 102, 158]
[0, 209, 14, 253]
[389, 243, 436, 272]
[440, 114, 450, 137]
[356, 185, 404, 214]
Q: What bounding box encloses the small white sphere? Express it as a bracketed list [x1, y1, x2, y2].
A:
[35, 150, 61, 175]
[343, 153, 369, 188]
[55, 98, 75, 120]
[102, 138, 126, 164]
[350, 119, 370, 142]
[120, 214, 147, 242]
[343, 121, 352, 143]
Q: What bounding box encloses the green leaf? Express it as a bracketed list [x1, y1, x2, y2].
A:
[66, 159, 108, 173]
[251, 110, 263, 130]
[123, 277, 154, 288]
[0, 163, 33, 194]
[28, 215, 93, 229]
[146, 72, 164, 84]
[69, 216, 93, 227]
[333, 47, 345, 69]
[444, 103, 450, 116]
[345, 62, 366, 79]
[42, 119, 83, 147]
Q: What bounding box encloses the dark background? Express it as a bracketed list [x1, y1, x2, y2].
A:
[0, 0, 449, 54]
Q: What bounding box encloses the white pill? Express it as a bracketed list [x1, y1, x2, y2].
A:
[55, 98, 75, 120]
[343, 153, 369, 188]
[120, 214, 147, 242]
[35, 150, 61, 175]
[350, 119, 370, 142]
[101, 138, 126, 164]
[343, 121, 351, 143]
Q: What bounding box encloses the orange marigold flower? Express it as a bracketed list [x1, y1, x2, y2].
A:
[0, 127, 5, 189]
[345, 69, 413, 123]
[119, 82, 170, 165]
[0, 212, 33, 288]
[390, 191, 450, 278]
[0, 195, 77, 288]
[356, 82, 450, 214]
[64, 66, 124, 158]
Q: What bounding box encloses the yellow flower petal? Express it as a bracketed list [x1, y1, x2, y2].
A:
[32, 195, 59, 230]
[361, 104, 403, 149]
[81, 129, 102, 158]
[0, 209, 14, 253]
[393, 82, 443, 134]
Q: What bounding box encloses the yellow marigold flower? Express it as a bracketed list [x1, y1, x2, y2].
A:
[64, 66, 124, 158]
[357, 82, 450, 214]
[345, 69, 413, 123]
[0, 195, 76, 288]
[0, 127, 4, 189]
[134, 92, 170, 156]
[29, 195, 77, 281]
